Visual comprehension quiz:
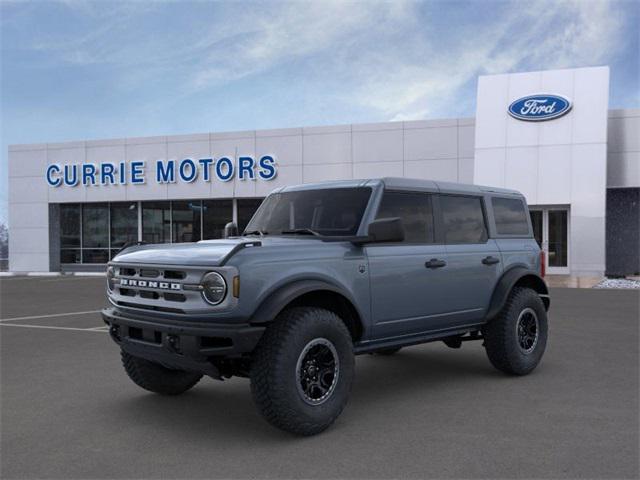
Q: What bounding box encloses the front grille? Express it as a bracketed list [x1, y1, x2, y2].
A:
[114, 265, 190, 303]
[109, 263, 235, 315]
[109, 263, 216, 314]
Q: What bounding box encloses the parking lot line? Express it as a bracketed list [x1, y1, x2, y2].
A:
[0, 310, 102, 323]
[0, 323, 108, 332]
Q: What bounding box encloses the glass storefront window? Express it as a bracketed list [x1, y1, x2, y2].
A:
[60, 249, 81, 264]
[59, 198, 262, 264]
[142, 202, 171, 244]
[110, 202, 138, 249]
[237, 198, 264, 233]
[60, 204, 81, 248]
[203, 199, 233, 240]
[548, 210, 568, 267]
[81, 203, 109, 263]
[172, 201, 202, 243]
[82, 249, 110, 264]
[82, 204, 109, 248]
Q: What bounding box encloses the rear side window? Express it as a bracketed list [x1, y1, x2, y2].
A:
[492, 197, 530, 235]
[376, 191, 435, 243]
[440, 195, 487, 244]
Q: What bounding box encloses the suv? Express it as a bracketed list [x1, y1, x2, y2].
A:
[103, 178, 550, 435]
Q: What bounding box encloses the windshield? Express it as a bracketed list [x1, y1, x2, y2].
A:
[244, 187, 372, 237]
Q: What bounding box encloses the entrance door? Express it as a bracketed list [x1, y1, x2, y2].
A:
[529, 208, 570, 274]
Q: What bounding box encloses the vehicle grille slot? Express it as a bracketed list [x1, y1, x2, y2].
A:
[120, 267, 136, 276]
[164, 270, 186, 280]
[116, 300, 185, 314]
[140, 290, 159, 300]
[119, 288, 136, 297]
[201, 336, 233, 348]
[163, 292, 186, 302]
[140, 269, 160, 278]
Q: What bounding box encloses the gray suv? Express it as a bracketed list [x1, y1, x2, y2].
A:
[103, 178, 550, 435]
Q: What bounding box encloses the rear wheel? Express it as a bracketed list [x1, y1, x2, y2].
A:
[121, 351, 202, 395]
[482, 287, 548, 375]
[250, 307, 355, 436]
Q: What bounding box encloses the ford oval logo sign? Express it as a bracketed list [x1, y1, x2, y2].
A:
[508, 94, 572, 121]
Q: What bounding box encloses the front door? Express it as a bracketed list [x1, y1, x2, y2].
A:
[529, 208, 570, 274]
[366, 190, 450, 338]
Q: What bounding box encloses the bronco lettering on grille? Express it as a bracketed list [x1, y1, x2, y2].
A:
[120, 278, 181, 290]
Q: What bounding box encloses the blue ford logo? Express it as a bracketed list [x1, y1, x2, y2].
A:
[508, 94, 572, 121]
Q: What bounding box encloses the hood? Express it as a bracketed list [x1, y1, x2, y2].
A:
[112, 238, 254, 266]
[111, 236, 326, 267]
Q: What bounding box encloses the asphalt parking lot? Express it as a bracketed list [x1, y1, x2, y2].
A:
[1, 277, 638, 479]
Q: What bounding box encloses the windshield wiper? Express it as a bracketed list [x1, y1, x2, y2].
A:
[244, 229, 268, 236]
[281, 228, 322, 237]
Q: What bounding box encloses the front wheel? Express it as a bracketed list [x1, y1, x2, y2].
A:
[482, 287, 548, 375]
[121, 351, 202, 395]
[250, 307, 355, 436]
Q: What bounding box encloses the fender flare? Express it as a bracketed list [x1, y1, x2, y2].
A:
[248, 279, 362, 325]
[485, 267, 550, 321]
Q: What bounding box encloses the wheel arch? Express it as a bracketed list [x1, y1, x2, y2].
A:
[486, 267, 550, 321]
[248, 280, 365, 342]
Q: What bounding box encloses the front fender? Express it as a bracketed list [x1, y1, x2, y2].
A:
[248, 279, 361, 325]
[485, 267, 549, 321]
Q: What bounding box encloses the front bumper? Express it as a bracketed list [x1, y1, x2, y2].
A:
[102, 307, 265, 377]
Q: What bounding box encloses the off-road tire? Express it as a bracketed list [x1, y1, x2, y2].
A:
[483, 287, 548, 375]
[121, 350, 202, 395]
[250, 307, 355, 436]
[373, 346, 402, 355]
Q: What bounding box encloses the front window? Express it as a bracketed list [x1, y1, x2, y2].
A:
[245, 187, 372, 237]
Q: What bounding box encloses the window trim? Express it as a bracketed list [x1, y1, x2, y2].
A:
[438, 193, 490, 246]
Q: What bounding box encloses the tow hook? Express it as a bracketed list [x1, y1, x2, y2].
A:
[109, 325, 121, 342]
[167, 334, 181, 354]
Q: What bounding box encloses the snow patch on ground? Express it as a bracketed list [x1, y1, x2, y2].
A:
[593, 278, 640, 289]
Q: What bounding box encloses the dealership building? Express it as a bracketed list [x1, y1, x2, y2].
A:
[7, 66, 639, 277]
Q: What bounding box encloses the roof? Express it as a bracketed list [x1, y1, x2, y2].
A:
[278, 177, 522, 196]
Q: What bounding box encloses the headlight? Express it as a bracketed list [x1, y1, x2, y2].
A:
[106, 266, 115, 292]
[201, 272, 227, 305]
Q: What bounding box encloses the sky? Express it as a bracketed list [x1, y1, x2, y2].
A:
[1, 0, 638, 226]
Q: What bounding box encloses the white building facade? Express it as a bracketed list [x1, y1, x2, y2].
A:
[8, 66, 640, 276]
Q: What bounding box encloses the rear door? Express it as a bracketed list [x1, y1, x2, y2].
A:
[438, 194, 503, 325]
[366, 190, 450, 338]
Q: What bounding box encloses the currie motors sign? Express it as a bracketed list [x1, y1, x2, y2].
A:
[46, 155, 277, 187]
[508, 94, 572, 121]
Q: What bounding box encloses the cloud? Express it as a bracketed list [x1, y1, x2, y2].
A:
[189, 1, 415, 91]
[3, 0, 631, 121]
[348, 0, 626, 121]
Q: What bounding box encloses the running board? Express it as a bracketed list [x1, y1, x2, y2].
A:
[354, 324, 485, 354]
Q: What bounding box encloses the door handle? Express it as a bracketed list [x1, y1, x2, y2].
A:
[425, 258, 447, 269]
[482, 256, 500, 265]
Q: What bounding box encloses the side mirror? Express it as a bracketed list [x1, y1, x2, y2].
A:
[365, 217, 405, 243]
[224, 222, 239, 238]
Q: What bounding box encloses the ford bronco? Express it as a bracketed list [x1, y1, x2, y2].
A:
[103, 178, 550, 435]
